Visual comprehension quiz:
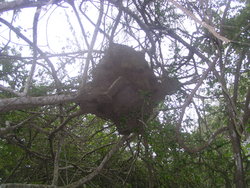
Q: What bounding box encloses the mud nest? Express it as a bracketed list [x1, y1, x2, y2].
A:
[78, 43, 179, 134]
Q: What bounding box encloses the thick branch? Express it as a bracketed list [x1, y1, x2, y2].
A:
[0, 183, 55, 188]
[0, 0, 61, 13]
[0, 93, 77, 113]
[52, 133, 64, 186]
[243, 87, 250, 126]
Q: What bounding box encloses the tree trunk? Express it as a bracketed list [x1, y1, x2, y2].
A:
[228, 122, 245, 188]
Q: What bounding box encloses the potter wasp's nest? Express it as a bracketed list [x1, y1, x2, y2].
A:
[79, 43, 179, 134]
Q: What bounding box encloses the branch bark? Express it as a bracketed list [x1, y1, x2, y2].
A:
[0, 93, 77, 113]
[52, 133, 64, 186]
[0, 115, 38, 136]
[0, 0, 62, 13]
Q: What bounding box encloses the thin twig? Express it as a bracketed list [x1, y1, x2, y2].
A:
[80, 1, 104, 87]
[63, 134, 134, 188]
[0, 17, 62, 91]
[168, 0, 231, 43]
[176, 56, 221, 153]
[22, 6, 42, 96]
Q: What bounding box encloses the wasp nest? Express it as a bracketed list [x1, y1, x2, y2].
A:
[78, 43, 179, 134]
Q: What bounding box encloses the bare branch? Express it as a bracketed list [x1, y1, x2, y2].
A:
[49, 110, 83, 139]
[0, 0, 57, 13]
[52, 133, 64, 186]
[168, 0, 231, 43]
[22, 6, 41, 96]
[80, 1, 104, 87]
[63, 134, 134, 188]
[107, 0, 156, 54]
[243, 87, 250, 126]
[0, 84, 22, 96]
[0, 183, 55, 188]
[176, 56, 219, 153]
[0, 115, 38, 136]
[68, 0, 90, 49]
[0, 17, 62, 91]
[0, 93, 77, 113]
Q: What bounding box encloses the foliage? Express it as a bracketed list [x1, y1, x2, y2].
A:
[0, 0, 249, 187]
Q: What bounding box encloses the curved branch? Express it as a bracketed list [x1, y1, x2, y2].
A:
[168, 0, 231, 43]
[176, 56, 221, 153]
[0, 84, 23, 96]
[80, 1, 104, 87]
[22, 6, 41, 95]
[0, 17, 62, 91]
[0, 115, 38, 136]
[63, 134, 134, 188]
[107, 0, 156, 54]
[67, 0, 90, 49]
[49, 110, 83, 139]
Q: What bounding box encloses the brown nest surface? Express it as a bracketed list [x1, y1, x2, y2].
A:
[78, 43, 179, 134]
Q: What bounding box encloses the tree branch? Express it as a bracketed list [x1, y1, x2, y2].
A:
[0, 17, 62, 91]
[0, 0, 62, 13]
[243, 86, 250, 126]
[80, 1, 104, 88]
[168, 0, 231, 43]
[63, 134, 134, 188]
[0, 93, 77, 113]
[52, 132, 64, 186]
[22, 6, 41, 96]
[0, 84, 23, 96]
[0, 115, 38, 136]
[176, 56, 221, 153]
